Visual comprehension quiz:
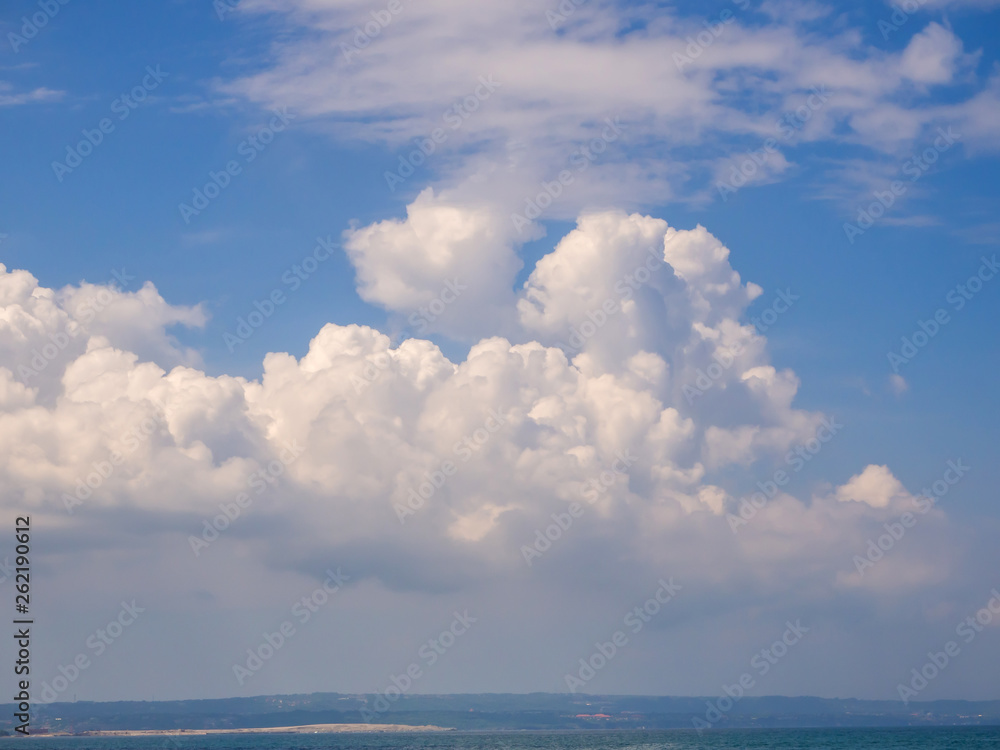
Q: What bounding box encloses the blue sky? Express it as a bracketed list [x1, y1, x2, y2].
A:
[2, 0, 1000, 704]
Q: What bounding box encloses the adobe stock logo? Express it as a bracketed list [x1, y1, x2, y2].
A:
[887, 255, 998, 373]
[361, 610, 477, 722]
[673, 3, 745, 71]
[407, 278, 467, 333]
[396, 410, 506, 524]
[897, 588, 1000, 703]
[693, 619, 809, 733]
[521, 450, 637, 565]
[564, 578, 681, 693]
[851, 459, 969, 577]
[233, 568, 349, 685]
[8, 0, 71, 53]
[340, 0, 406, 63]
[843, 128, 960, 244]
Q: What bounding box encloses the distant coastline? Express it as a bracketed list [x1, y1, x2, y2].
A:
[6, 693, 999, 736]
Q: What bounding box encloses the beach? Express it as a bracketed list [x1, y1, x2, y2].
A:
[36, 724, 452, 737]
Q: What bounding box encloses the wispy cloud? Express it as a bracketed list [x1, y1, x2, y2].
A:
[0, 83, 63, 107]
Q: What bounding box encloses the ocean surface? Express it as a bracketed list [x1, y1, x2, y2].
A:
[1, 728, 999, 750]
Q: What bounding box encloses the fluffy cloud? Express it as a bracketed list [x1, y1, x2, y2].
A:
[898, 23, 977, 86]
[343, 188, 522, 339]
[0, 212, 962, 609]
[835, 464, 911, 508]
[0, 265, 205, 402]
[8, 204, 997, 701]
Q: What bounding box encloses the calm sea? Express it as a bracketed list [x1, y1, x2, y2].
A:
[1, 729, 998, 750]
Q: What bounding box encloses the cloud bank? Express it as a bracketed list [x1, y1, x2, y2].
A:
[0, 212, 968, 602]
